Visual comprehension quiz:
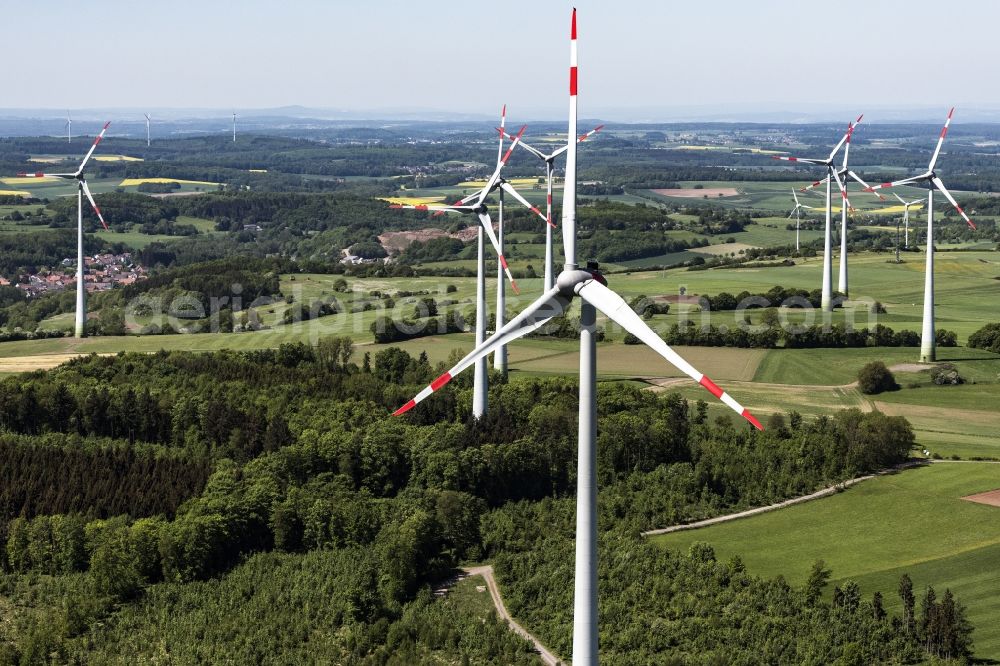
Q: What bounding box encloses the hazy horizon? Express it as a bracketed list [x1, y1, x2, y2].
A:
[5, 0, 1000, 121]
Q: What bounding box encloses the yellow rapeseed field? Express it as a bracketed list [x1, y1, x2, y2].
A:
[1, 177, 54, 185]
[378, 196, 447, 206]
[0, 190, 32, 197]
[119, 178, 219, 187]
[867, 204, 924, 215]
[456, 177, 541, 187]
[94, 155, 143, 162]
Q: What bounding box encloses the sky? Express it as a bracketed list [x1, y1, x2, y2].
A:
[5, 0, 1000, 121]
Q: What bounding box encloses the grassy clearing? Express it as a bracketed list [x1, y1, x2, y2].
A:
[651, 462, 1000, 660]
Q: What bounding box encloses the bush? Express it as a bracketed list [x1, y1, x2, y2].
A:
[935, 329, 958, 347]
[968, 322, 1000, 354]
[857, 361, 899, 394]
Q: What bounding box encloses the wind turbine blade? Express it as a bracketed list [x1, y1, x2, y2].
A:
[427, 191, 482, 218]
[826, 117, 858, 163]
[847, 170, 884, 201]
[799, 176, 829, 193]
[477, 211, 519, 294]
[551, 123, 604, 159]
[496, 104, 506, 165]
[81, 180, 109, 230]
[15, 172, 74, 179]
[500, 128, 548, 160]
[928, 107, 954, 172]
[76, 121, 111, 174]
[792, 189, 801, 206]
[772, 156, 828, 165]
[892, 192, 906, 205]
[577, 280, 762, 429]
[787, 209, 795, 219]
[392, 288, 571, 415]
[931, 176, 976, 229]
[864, 173, 930, 192]
[830, 168, 853, 212]
[561, 6, 579, 267]
[499, 182, 551, 226]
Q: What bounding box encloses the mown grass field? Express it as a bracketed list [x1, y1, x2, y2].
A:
[651, 462, 1000, 660]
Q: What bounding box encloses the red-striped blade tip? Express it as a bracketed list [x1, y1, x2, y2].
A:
[948, 107, 955, 119]
[699, 375, 724, 399]
[510, 279, 520, 295]
[392, 400, 416, 417]
[855, 113, 864, 123]
[430, 372, 452, 391]
[742, 409, 764, 431]
[102, 121, 111, 129]
[500, 126, 527, 164]
[571, 8, 577, 39]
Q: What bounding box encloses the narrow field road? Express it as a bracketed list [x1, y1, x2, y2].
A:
[462, 565, 563, 666]
[642, 462, 922, 537]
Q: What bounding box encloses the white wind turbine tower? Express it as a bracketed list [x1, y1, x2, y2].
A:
[893, 192, 923, 249]
[66, 112, 72, 143]
[391, 123, 546, 416]
[787, 189, 814, 251]
[772, 117, 859, 310]
[501, 124, 603, 291]
[232, 112, 237, 142]
[18, 123, 112, 338]
[391, 11, 763, 664]
[495, 106, 509, 376]
[145, 113, 151, 147]
[798, 117, 883, 297]
[864, 108, 975, 362]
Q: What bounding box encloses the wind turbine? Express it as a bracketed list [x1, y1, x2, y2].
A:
[864, 108, 975, 363]
[893, 192, 923, 249]
[788, 189, 814, 252]
[145, 113, 151, 147]
[391, 122, 546, 415]
[797, 118, 883, 297]
[232, 112, 237, 142]
[18, 123, 112, 338]
[772, 117, 859, 310]
[66, 112, 73, 143]
[501, 124, 604, 291]
[391, 11, 762, 665]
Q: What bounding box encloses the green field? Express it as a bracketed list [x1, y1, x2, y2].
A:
[652, 462, 1000, 660]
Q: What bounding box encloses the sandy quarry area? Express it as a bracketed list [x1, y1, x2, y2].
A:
[378, 227, 478, 253]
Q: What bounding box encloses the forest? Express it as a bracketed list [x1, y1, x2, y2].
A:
[0, 344, 973, 663]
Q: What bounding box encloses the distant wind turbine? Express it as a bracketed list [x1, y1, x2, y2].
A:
[145, 113, 151, 147]
[18, 123, 113, 338]
[797, 117, 883, 297]
[864, 108, 975, 363]
[232, 112, 237, 142]
[391, 122, 547, 415]
[771, 117, 860, 310]
[501, 124, 603, 291]
[892, 192, 923, 249]
[787, 189, 814, 251]
[66, 112, 72, 143]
